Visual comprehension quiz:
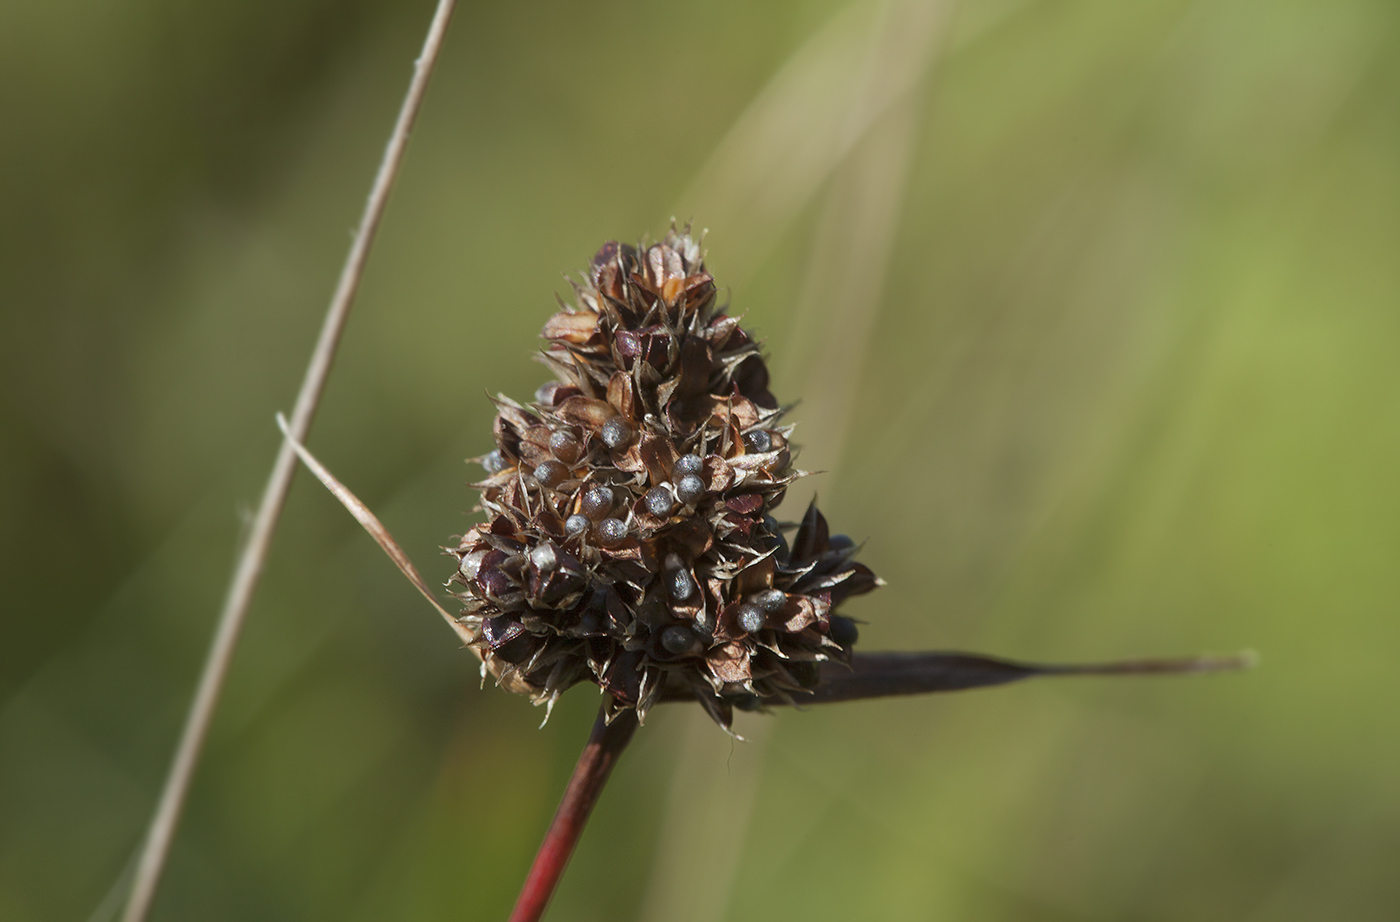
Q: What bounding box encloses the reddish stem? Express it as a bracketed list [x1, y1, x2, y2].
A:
[509, 704, 640, 922]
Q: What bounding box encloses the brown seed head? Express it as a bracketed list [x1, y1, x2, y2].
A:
[450, 228, 881, 729]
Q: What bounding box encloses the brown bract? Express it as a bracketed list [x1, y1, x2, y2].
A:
[449, 230, 880, 730]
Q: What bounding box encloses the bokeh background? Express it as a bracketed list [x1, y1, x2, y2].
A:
[3, 0, 1398, 919]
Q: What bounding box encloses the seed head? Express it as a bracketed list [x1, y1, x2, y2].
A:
[451, 229, 881, 729]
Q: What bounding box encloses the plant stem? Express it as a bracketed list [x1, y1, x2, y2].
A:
[117, 3, 458, 920]
[509, 705, 640, 922]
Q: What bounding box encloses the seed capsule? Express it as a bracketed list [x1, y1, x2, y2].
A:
[529, 542, 559, 572]
[736, 603, 766, 634]
[597, 517, 628, 547]
[673, 454, 703, 478]
[675, 474, 705, 505]
[533, 460, 568, 489]
[601, 417, 633, 449]
[659, 624, 695, 654]
[752, 588, 786, 613]
[580, 484, 615, 520]
[549, 430, 584, 464]
[565, 514, 590, 536]
[644, 486, 675, 517]
[743, 429, 772, 453]
[828, 534, 856, 553]
[458, 549, 487, 580]
[478, 568, 513, 600]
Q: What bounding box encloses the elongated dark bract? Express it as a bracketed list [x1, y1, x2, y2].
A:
[450, 230, 881, 729]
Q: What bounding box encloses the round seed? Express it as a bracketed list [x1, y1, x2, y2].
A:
[742, 429, 772, 453]
[597, 517, 628, 547]
[673, 453, 703, 478]
[736, 603, 766, 634]
[669, 567, 696, 601]
[644, 486, 675, 518]
[601, 417, 633, 449]
[675, 474, 705, 505]
[565, 514, 590, 536]
[829, 614, 860, 648]
[533, 460, 568, 488]
[659, 624, 695, 655]
[828, 533, 856, 553]
[549, 430, 584, 464]
[481, 449, 506, 474]
[580, 484, 615, 520]
[753, 588, 787, 613]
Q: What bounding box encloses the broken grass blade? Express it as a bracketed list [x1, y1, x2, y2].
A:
[275, 414, 470, 643]
[801, 650, 1257, 704]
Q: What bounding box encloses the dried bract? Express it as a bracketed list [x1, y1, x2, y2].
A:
[450, 229, 881, 729]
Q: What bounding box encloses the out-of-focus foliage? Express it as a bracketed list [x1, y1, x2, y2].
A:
[2, 0, 1397, 919]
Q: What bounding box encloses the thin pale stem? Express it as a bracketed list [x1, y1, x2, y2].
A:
[509, 706, 640, 922]
[118, 4, 458, 920]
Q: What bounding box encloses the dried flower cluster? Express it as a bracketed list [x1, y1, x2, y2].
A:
[450, 230, 879, 729]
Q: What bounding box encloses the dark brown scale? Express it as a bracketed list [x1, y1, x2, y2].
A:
[482, 614, 536, 664]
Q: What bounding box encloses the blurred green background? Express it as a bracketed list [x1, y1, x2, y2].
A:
[2, 0, 1397, 919]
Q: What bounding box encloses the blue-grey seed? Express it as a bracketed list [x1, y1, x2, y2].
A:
[533, 460, 568, 488]
[580, 484, 614, 520]
[753, 588, 787, 613]
[565, 514, 590, 536]
[601, 417, 633, 449]
[673, 454, 703, 477]
[669, 568, 696, 601]
[743, 429, 772, 453]
[659, 624, 694, 654]
[675, 474, 705, 505]
[736, 603, 766, 634]
[597, 518, 627, 547]
[482, 449, 506, 474]
[644, 486, 675, 517]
